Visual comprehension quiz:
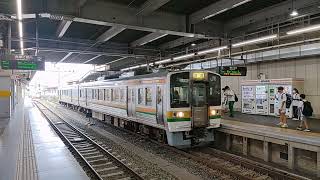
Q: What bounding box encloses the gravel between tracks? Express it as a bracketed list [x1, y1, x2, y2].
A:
[43, 101, 243, 180]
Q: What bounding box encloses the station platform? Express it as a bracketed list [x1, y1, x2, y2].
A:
[223, 112, 320, 133]
[0, 99, 89, 180]
[219, 112, 320, 177]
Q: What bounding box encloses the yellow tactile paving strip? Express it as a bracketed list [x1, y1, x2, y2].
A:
[15, 113, 39, 180]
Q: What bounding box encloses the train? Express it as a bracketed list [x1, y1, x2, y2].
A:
[58, 70, 222, 147]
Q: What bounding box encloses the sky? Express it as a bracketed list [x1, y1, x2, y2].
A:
[30, 62, 94, 88]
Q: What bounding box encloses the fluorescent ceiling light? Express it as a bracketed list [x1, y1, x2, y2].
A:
[203, 8, 228, 20]
[232, 34, 278, 48]
[232, 0, 251, 8]
[173, 53, 194, 61]
[290, 9, 298, 17]
[16, 0, 24, 55]
[155, 58, 171, 65]
[197, 46, 228, 55]
[286, 24, 320, 35]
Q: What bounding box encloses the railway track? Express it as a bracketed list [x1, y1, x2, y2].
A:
[41, 100, 309, 180]
[34, 101, 145, 180]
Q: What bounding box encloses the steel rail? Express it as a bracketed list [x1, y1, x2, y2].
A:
[34, 101, 144, 180]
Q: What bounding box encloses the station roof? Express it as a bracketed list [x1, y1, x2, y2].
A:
[1, 0, 320, 70]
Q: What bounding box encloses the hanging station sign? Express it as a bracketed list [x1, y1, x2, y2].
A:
[0, 55, 45, 71]
[218, 66, 247, 76]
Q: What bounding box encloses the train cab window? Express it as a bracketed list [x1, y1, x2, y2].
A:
[145, 88, 152, 106]
[170, 72, 190, 108]
[208, 73, 221, 106]
[138, 88, 144, 105]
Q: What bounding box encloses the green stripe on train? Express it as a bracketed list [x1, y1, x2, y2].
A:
[167, 118, 191, 122]
[210, 115, 221, 119]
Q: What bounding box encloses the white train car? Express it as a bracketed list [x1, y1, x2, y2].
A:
[59, 70, 222, 147]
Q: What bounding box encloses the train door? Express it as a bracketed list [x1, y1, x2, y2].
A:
[156, 85, 164, 125]
[192, 82, 208, 127]
[128, 88, 136, 117]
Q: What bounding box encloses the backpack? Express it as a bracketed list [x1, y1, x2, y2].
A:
[234, 94, 238, 102]
[285, 94, 292, 108]
[302, 101, 313, 117]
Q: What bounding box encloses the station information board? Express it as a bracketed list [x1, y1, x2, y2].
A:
[0, 55, 45, 71]
[218, 66, 247, 76]
[1, 60, 45, 70]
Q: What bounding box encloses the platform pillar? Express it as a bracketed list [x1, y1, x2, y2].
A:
[288, 144, 295, 170]
[317, 151, 320, 178]
[242, 137, 248, 156]
[263, 141, 270, 162]
[226, 134, 231, 151]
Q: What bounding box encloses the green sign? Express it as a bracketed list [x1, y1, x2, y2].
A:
[218, 66, 247, 76]
[1, 60, 45, 71]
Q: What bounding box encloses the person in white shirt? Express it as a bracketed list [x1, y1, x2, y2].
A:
[292, 88, 300, 120]
[223, 86, 235, 117]
[296, 94, 311, 132]
[276, 86, 288, 128]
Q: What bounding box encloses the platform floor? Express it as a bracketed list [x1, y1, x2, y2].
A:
[0, 98, 89, 180]
[223, 112, 320, 133]
[221, 112, 320, 147]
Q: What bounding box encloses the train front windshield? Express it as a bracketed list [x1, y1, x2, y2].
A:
[170, 72, 221, 108]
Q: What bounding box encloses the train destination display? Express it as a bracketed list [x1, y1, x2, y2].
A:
[218, 66, 247, 76]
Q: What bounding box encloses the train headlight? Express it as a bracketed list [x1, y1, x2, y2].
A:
[177, 112, 184, 118]
[210, 110, 217, 116]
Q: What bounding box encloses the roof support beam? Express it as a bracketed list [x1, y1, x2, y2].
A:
[96, 26, 126, 43]
[56, 20, 72, 38]
[190, 0, 252, 25]
[42, 1, 209, 39]
[160, 37, 200, 49]
[225, 0, 320, 33]
[83, 55, 102, 64]
[130, 32, 167, 47]
[73, 17, 205, 38]
[105, 57, 128, 65]
[136, 0, 170, 16]
[58, 52, 73, 63]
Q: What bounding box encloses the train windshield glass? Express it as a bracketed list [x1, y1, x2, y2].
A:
[208, 73, 221, 106]
[170, 72, 190, 108]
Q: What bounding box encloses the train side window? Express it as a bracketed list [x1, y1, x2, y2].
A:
[138, 88, 143, 105]
[98, 89, 104, 100]
[105, 89, 109, 101]
[145, 88, 152, 106]
[120, 89, 125, 103]
[157, 87, 162, 104]
[114, 89, 119, 102]
[95, 89, 99, 100]
[110, 89, 113, 101]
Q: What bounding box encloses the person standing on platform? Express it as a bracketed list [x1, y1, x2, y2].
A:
[276, 86, 288, 128]
[223, 86, 236, 118]
[86, 109, 94, 126]
[296, 94, 312, 132]
[292, 88, 300, 120]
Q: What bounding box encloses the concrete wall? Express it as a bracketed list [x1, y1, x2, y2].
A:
[221, 57, 320, 117]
